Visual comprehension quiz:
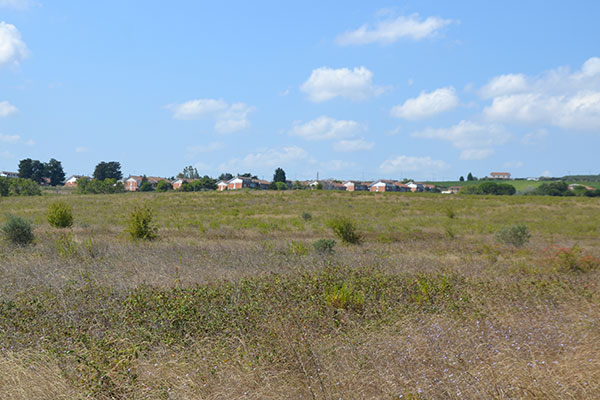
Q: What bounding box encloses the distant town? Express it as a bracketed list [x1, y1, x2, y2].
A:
[1, 158, 599, 197]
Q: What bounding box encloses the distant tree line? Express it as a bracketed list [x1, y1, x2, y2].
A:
[0, 177, 41, 196]
[18, 158, 65, 186]
[461, 181, 516, 195]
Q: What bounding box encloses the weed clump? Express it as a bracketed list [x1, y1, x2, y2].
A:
[46, 201, 74, 228]
[125, 206, 158, 240]
[313, 238, 336, 254]
[301, 211, 312, 221]
[496, 224, 531, 247]
[327, 216, 363, 245]
[325, 282, 365, 312]
[1, 215, 34, 246]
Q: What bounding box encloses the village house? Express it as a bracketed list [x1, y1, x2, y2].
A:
[369, 180, 400, 192]
[308, 180, 346, 190]
[406, 182, 425, 192]
[0, 171, 18, 179]
[220, 176, 270, 191]
[343, 181, 369, 191]
[64, 175, 90, 187]
[489, 172, 511, 180]
[441, 186, 462, 194]
[124, 176, 167, 191]
[568, 183, 594, 191]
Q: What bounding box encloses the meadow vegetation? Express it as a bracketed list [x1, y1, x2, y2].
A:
[0, 190, 598, 399]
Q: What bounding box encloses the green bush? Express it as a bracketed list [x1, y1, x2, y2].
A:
[325, 282, 365, 312]
[1, 215, 35, 246]
[496, 224, 531, 247]
[46, 201, 74, 228]
[313, 238, 336, 254]
[301, 211, 312, 221]
[327, 216, 363, 245]
[155, 180, 172, 192]
[139, 181, 154, 192]
[125, 206, 158, 240]
[8, 178, 41, 196]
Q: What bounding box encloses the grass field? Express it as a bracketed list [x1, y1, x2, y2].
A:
[425, 179, 600, 191]
[0, 191, 599, 399]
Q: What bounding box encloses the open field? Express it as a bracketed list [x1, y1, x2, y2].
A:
[424, 180, 600, 191]
[0, 191, 599, 399]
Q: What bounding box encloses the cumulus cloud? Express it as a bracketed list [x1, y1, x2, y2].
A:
[167, 99, 255, 133]
[219, 146, 309, 172]
[379, 155, 448, 174]
[482, 57, 600, 131]
[300, 66, 384, 102]
[333, 138, 375, 152]
[0, 22, 28, 67]
[391, 87, 459, 120]
[0, 132, 34, 145]
[0, 100, 17, 117]
[459, 148, 494, 161]
[289, 116, 363, 141]
[412, 120, 509, 161]
[336, 13, 453, 45]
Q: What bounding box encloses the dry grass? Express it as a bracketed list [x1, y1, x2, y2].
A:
[0, 191, 598, 398]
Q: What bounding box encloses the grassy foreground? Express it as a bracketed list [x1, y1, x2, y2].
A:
[0, 191, 598, 399]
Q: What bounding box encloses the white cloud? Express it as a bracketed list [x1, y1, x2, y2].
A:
[503, 160, 524, 169]
[218, 146, 309, 172]
[459, 148, 494, 161]
[0, 100, 17, 117]
[479, 74, 528, 98]
[521, 129, 548, 145]
[75, 146, 88, 153]
[289, 116, 363, 141]
[300, 66, 384, 102]
[482, 57, 600, 131]
[0, 22, 28, 67]
[336, 13, 453, 45]
[167, 99, 255, 133]
[0, 132, 34, 145]
[333, 138, 375, 152]
[412, 120, 509, 161]
[380, 155, 448, 174]
[391, 87, 459, 120]
[318, 160, 357, 171]
[0, 0, 33, 9]
[186, 141, 224, 154]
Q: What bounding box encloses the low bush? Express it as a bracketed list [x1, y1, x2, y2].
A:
[313, 238, 336, 254]
[124, 206, 158, 240]
[1, 215, 34, 246]
[544, 245, 600, 272]
[301, 211, 312, 221]
[46, 201, 74, 228]
[327, 216, 363, 245]
[496, 224, 531, 247]
[325, 282, 365, 312]
[289, 240, 308, 256]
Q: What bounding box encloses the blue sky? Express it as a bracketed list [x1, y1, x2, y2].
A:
[1, 0, 600, 181]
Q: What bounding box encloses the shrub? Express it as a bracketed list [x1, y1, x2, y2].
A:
[275, 181, 287, 191]
[155, 180, 172, 192]
[313, 238, 336, 254]
[139, 181, 154, 192]
[9, 178, 41, 196]
[301, 211, 312, 221]
[125, 206, 158, 240]
[55, 233, 78, 258]
[325, 282, 365, 312]
[545, 245, 600, 273]
[289, 240, 308, 256]
[327, 216, 363, 245]
[496, 224, 531, 247]
[1, 215, 34, 246]
[46, 201, 74, 228]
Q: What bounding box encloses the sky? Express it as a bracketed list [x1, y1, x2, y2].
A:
[1, 0, 600, 181]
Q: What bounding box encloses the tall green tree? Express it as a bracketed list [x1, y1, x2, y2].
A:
[18, 158, 34, 179]
[459, 176, 465, 182]
[46, 158, 65, 186]
[273, 167, 286, 183]
[30, 160, 46, 184]
[218, 173, 233, 181]
[467, 172, 474, 181]
[93, 161, 122, 181]
[178, 165, 200, 179]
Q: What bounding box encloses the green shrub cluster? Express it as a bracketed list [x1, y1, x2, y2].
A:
[461, 181, 516, 195]
[1, 215, 35, 245]
[76, 178, 125, 194]
[327, 216, 363, 245]
[313, 238, 336, 254]
[125, 206, 158, 240]
[46, 201, 74, 228]
[0, 177, 41, 196]
[496, 224, 531, 247]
